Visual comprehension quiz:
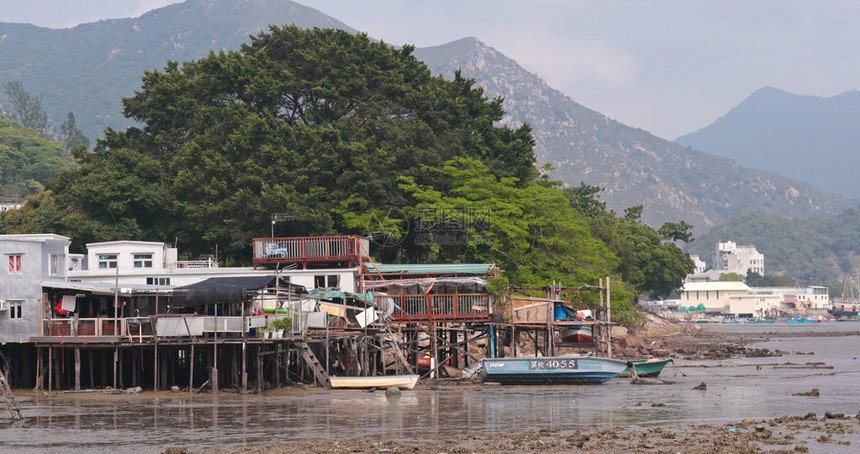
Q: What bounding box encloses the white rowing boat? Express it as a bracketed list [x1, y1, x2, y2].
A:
[329, 374, 419, 389]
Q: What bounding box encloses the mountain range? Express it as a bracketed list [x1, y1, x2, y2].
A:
[677, 87, 860, 200]
[0, 0, 854, 235]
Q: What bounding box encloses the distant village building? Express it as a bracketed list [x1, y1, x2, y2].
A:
[713, 241, 764, 276]
[0, 200, 24, 213]
[750, 286, 830, 312]
[689, 254, 707, 274]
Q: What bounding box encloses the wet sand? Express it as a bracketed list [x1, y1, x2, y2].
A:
[195, 323, 860, 454]
[3, 321, 858, 453]
[206, 413, 859, 454]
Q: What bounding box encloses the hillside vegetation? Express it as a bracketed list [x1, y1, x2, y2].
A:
[687, 209, 860, 285]
[0, 118, 68, 199]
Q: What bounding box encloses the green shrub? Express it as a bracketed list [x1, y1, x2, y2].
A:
[271, 317, 292, 332]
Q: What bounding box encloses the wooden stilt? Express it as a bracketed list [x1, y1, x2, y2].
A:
[35, 347, 42, 391]
[241, 341, 247, 394]
[88, 349, 95, 388]
[112, 346, 117, 390]
[48, 347, 53, 392]
[189, 343, 195, 392]
[74, 347, 81, 391]
[154, 343, 158, 391]
[275, 343, 282, 388]
[257, 346, 264, 392]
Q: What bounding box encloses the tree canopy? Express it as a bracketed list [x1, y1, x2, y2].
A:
[566, 184, 694, 299]
[5, 26, 536, 258]
[2, 82, 49, 138]
[0, 119, 67, 200]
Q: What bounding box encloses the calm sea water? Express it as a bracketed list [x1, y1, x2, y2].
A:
[1, 323, 858, 453]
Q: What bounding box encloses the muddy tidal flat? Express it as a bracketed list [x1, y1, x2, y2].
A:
[1, 322, 858, 453]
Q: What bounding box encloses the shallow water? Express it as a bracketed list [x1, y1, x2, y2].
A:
[1, 323, 858, 453]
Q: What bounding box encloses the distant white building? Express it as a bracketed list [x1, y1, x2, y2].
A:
[680, 281, 751, 313]
[714, 241, 764, 276]
[680, 281, 780, 317]
[753, 285, 830, 312]
[689, 254, 707, 274]
[0, 200, 24, 213]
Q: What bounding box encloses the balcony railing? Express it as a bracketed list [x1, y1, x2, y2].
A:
[42, 318, 127, 338]
[252, 235, 369, 268]
[37, 314, 296, 342]
[390, 293, 492, 322]
[167, 258, 219, 269]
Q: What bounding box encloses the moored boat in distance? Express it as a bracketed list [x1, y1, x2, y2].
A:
[617, 357, 673, 378]
[330, 374, 419, 389]
[560, 326, 593, 343]
[481, 356, 630, 385]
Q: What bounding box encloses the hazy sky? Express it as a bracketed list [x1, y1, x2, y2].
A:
[4, 0, 858, 139]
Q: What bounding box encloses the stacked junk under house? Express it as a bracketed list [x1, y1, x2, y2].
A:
[0, 234, 614, 394]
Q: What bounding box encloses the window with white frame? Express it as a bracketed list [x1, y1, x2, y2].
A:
[134, 253, 153, 268]
[49, 254, 63, 276]
[327, 275, 340, 288]
[7, 254, 22, 272]
[98, 254, 118, 269]
[9, 300, 23, 319]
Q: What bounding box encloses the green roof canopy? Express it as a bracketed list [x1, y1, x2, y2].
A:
[365, 263, 493, 275]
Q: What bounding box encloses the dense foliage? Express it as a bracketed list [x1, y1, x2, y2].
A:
[0, 26, 696, 324]
[564, 185, 695, 299]
[5, 26, 535, 257]
[0, 119, 68, 199]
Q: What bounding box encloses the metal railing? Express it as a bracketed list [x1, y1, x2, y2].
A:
[167, 258, 219, 269]
[252, 235, 369, 266]
[42, 318, 124, 337]
[39, 314, 297, 341]
[390, 293, 492, 322]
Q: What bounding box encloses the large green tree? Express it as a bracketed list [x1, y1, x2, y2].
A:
[2, 82, 49, 138]
[5, 26, 535, 261]
[565, 184, 694, 298]
[0, 119, 67, 200]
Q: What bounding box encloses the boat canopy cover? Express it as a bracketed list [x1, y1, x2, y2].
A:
[363, 278, 436, 293]
[363, 262, 493, 275]
[172, 275, 286, 308]
[362, 277, 487, 294]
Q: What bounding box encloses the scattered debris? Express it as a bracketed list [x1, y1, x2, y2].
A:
[792, 388, 820, 397]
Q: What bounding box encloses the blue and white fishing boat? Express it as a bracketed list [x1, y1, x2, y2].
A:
[480, 356, 630, 385]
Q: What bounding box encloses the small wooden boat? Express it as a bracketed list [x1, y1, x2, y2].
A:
[329, 374, 419, 389]
[481, 356, 629, 385]
[617, 357, 673, 378]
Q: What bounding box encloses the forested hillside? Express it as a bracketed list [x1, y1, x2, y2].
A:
[0, 119, 68, 199]
[687, 209, 860, 285]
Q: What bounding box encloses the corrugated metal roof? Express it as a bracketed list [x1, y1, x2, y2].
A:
[366, 263, 493, 275]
